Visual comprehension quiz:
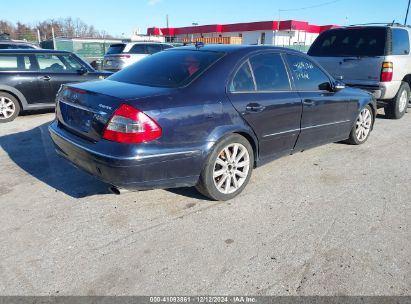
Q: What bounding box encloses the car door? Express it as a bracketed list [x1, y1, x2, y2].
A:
[0, 53, 45, 105]
[285, 54, 352, 151]
[34, 53, 91, 104]
[227, 52, 302, 162]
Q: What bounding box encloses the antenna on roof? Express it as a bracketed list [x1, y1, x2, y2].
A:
[195, 42, 204, 49]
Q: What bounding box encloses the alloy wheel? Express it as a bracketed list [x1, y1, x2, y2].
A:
[355, 108, 372, 142]
[0, 96, 16, 120]
[399, 90, 408, 113]
[213, 143, 250, 194]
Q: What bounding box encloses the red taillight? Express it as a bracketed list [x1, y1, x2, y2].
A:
[381, 62, 393, 82]
[102, 104, 162, 144]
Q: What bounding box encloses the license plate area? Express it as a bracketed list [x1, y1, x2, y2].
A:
[60, 101, 94, 133]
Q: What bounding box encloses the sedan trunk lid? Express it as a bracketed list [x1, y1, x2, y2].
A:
[56, 80, 173, 142]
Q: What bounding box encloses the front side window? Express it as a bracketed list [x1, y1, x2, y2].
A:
[230, 61, 255, 92]
[287, 54, 331, 91]
[61, 55, 83, 70]
[35, 54, 81, 72]
[249, 53, 290, 91]
[392, 29, 410, 55]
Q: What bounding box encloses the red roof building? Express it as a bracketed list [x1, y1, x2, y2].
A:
[147, 20, 339, 48]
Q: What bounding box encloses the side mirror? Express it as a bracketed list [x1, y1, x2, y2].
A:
[77, 67, 89, 75]
[333, 81, 346, 91]
[318, 82, 333, 91]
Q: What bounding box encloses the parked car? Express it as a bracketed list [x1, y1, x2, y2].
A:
[49, 45, 376, 201]
[0, 49, 112, 122]
[308, 24, 411, 119]
[0, 41, 40, 49]
[102, 42, 174, 71]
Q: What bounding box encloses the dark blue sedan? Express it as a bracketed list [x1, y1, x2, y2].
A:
[49, 45, 376, 200]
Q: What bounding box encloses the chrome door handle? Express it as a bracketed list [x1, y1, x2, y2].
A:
[245, 103, 265, 112]
[303, 99, 315, 106]
[39, 75, 51, 81]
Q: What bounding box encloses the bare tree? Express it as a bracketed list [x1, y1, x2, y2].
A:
[1, 18, 112, 41]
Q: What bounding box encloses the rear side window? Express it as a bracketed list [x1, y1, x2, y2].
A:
[230, 61, 255, 92]
[392, 29, 410, 55]
[15, 45, 35, 49]
[287, 54, 331, 91]
[0, 44, 16, 49]
[0, 55, 34, 71]
[146, 44, 162, 54]
[128, 44, 147, 54]
[162, 44, 173, 50]
[109, 50, 224, 88]
[308, 27, 387, 57]
[0, 55, 18, 70]
[106, 44, 126, 55]
[249, 53, 290, 91]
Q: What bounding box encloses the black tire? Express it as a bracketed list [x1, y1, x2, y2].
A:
[0, 92, 20, 123]
[196, 134, 254, 201]
[385, 82, 410, 119]
[345, 105, 373, 145]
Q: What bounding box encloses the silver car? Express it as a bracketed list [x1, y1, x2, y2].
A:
[308, 24, 411, 119]
[0, 41, 40, 49]
[102, 42, 173, 71]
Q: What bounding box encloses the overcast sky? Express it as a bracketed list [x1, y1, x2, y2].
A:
[4, 0, 410, 36]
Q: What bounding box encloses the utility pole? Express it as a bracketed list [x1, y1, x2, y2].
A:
[166, 14, 169, 28]
[405, 0, 411, 24]
[51, 27, 56, 50]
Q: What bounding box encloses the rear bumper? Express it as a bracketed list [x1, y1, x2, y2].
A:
[346, 81, 401, 102]
[48, 121, 204, 190]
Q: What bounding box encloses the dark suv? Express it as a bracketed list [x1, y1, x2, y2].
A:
[0, 49, 111, 122]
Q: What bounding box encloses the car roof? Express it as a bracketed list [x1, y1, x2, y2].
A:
[0, 49, 72, 54]
[328, 25, 411, 31]
[170, 44, 304, 54]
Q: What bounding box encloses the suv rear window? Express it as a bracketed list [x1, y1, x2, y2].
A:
[106, 44, 126, 55]
[108, 50, 224, 88]
[308, 27, 387, 57]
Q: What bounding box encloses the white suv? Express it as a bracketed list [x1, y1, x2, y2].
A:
[102, 42, 173, 71]
[309, 24, 411, 119]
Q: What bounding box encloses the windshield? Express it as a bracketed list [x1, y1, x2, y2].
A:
[308, 27, 387, 57]
[106, 44, 126, 55]
[108, 49, 225, 88]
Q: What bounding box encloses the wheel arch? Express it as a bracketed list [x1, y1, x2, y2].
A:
[233, 131, 258, 168]
[0, 85, 28, 110]
[401, 74, 411, 89]
[205, 126, 259, 168]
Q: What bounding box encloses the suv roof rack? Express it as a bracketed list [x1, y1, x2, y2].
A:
[347, 22, 411, 28]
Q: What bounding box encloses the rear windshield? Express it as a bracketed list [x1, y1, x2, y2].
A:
[106, 44, 126, 55]
[308, 27, 387, 57]
[108, 50, 225, 88]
